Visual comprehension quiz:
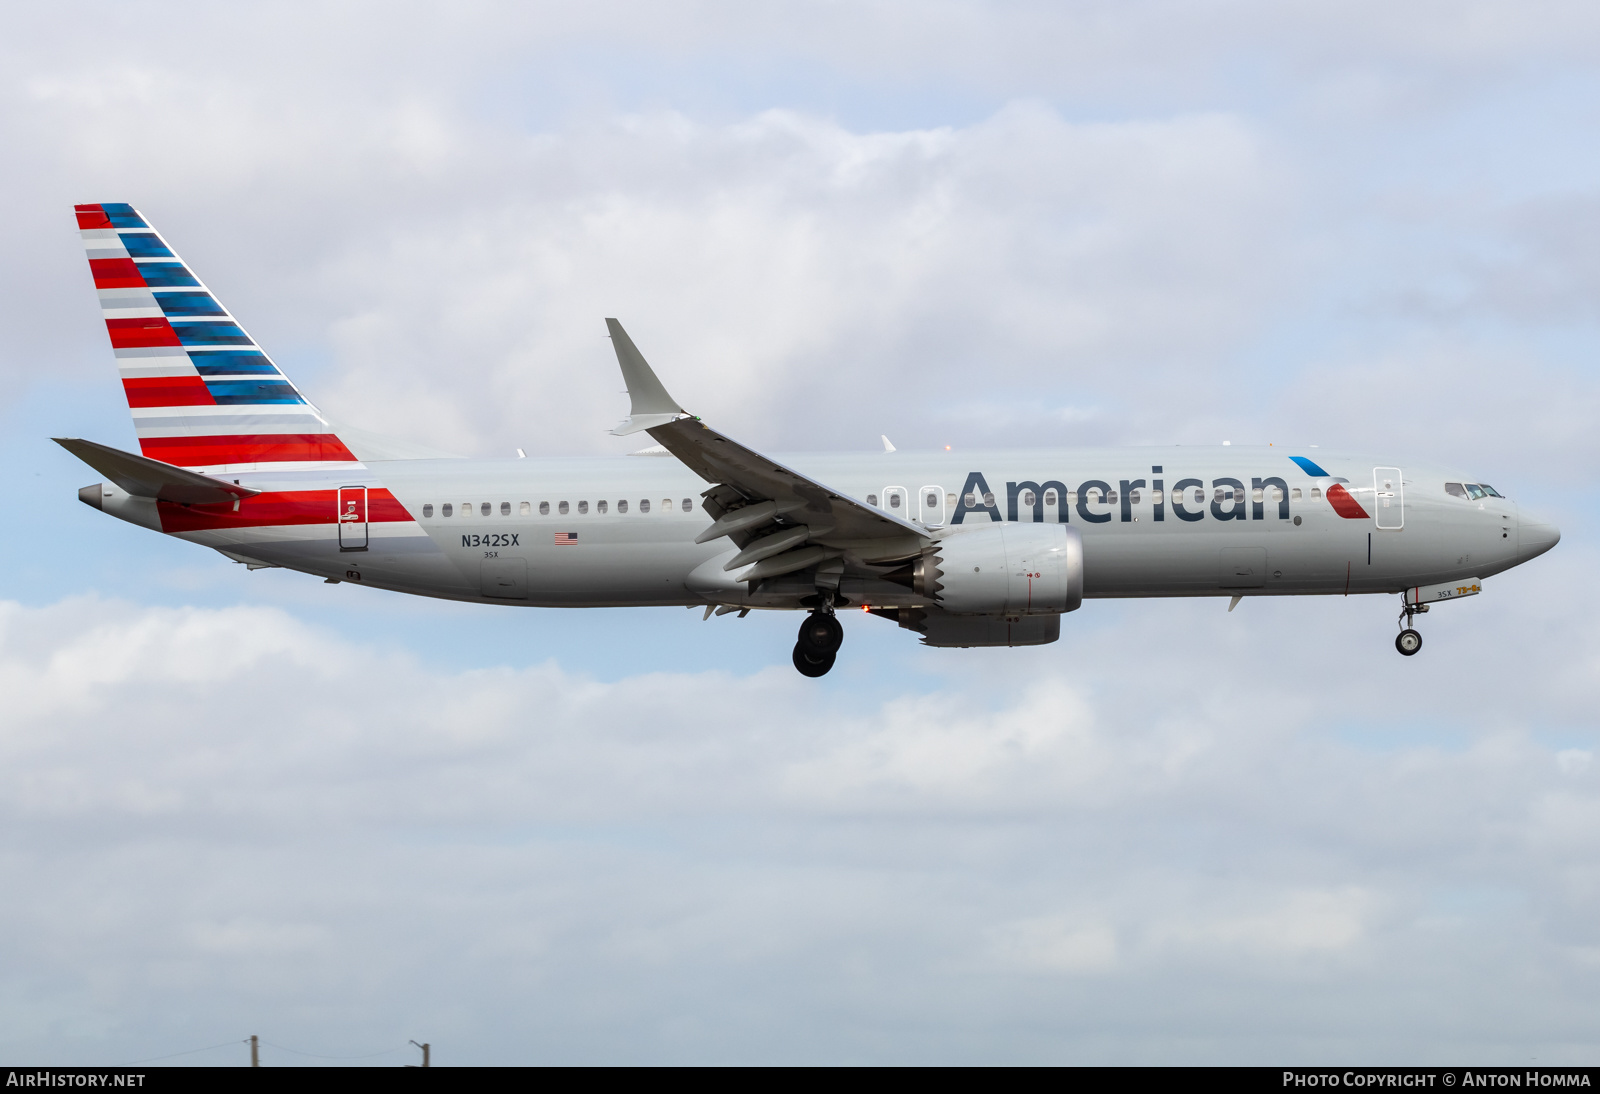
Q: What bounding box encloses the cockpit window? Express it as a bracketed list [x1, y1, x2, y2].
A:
[1464, 484, 1487, 500]
[1480, 484, 1503, 498]
[1445, 483, 1467, 499]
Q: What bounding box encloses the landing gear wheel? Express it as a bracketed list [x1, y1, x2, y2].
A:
[1395, 629, 1423, 656]
[793, 644, 836, 677]
[797, 611, 844, 656]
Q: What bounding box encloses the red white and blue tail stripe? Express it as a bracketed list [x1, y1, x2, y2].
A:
[75, 203, 360, 473]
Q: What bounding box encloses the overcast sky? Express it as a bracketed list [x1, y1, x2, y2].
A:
[2, 0, 1597, 1066]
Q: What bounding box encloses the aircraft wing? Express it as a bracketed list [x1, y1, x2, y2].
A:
[54, 437, 261, 506]
[605, 319, 929, 575]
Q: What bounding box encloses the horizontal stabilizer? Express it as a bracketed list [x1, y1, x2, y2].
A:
[54, 437, 260, 505]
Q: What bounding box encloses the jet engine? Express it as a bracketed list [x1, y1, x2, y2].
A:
[906, 522, 1083, 616]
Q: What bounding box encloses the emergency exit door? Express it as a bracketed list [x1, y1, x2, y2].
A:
[338, 486, 368, 550]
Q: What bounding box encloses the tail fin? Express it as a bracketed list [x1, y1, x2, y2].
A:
[74, 203, 359, 472]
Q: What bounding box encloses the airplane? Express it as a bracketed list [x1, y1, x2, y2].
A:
[59, 203, 1561, 676]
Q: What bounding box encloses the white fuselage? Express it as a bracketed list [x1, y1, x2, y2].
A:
[122, 446, 1547, 609]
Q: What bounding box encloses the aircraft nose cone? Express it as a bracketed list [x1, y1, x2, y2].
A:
[1519, 514, 1561, 562]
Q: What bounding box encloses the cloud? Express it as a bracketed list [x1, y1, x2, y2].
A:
[8, 73, 1291, 456]
[1, 592, 1597, 1062]
[985, 917, 1120, 974]
[8, 0, 1591, 479]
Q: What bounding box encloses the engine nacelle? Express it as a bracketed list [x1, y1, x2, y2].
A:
[913, 523, 1083, 615]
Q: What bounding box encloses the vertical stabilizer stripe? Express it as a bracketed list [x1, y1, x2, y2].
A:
[139, 433, 359, 466]
[89, 258, 145, 288]
[123, 376, 216, 408]
[105, 317, 182, 348]
[75, 204, 111, 230]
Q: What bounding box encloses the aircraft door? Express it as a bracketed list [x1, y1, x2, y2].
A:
[918, 485, 946, 526]
[882, 485, 908, 519]
[1374, 468, 1403, 530]
[338, 486, 368, 550]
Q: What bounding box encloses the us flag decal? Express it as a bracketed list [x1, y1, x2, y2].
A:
[554, 532, 578, 545]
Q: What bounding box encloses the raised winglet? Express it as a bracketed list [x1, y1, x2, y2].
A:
[606, 318, 686, 436]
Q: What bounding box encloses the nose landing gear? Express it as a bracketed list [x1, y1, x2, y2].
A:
[793, 608, 844, 677]
[1395, 600, 1428, 657]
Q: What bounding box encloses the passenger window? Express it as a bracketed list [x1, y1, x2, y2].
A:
[662, 498, 671, 513]
[640, 499, 651, 513]
[442, 503, 453, 517]
[1311, 487, 1321, 499]
[1129, 489, 1140, 504]
[422, 503, 434, 518]
[1291, 488, 1301, 500]
[462, 502, 471, 517]
[501, 501, 510, 516]
[889, 493, 901, 509]
[1022, 490, 1036, 507]
[539, 501, 549, 516]
[558, 501, 569, 515]
[983, 491, 995, 507]
[867, 494, 878, 506]
[578, 501, 589, 515]
[1252, 488, 1263, 502]
[1044, 490, 1056, 505]
[682, 499, 692, 512]
[925, 491, 938, 508]
[1107, 492, 1118, 504]
[1465, 484, 1486, 500]
[618, 500, 628, 514]
[598, 500, 608, 514]
[520, 501, 531, 515]
[963, 493, 974, 507]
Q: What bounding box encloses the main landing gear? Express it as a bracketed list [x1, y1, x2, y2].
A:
[793, 608, 844, 677]
[1395, 600, 1428, 657]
